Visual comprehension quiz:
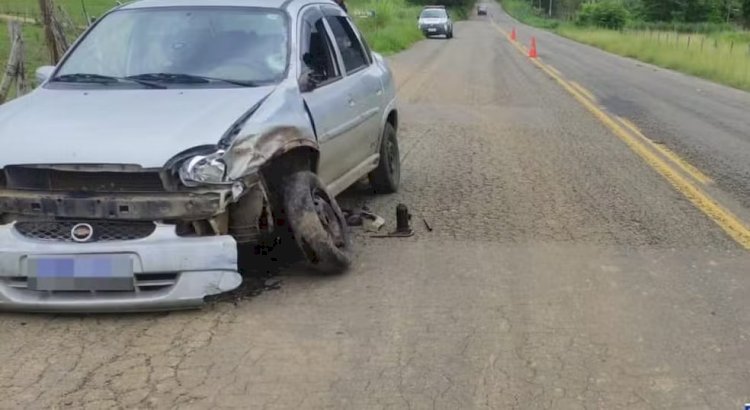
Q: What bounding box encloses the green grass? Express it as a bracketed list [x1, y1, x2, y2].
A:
[0, 21, 50, 99]
[0, 0, 115, 94]
[557, 26, 750, 91]
[0, 0, 116, 23]
[499, 0, 750, 91]
[350, 0, 424, 55]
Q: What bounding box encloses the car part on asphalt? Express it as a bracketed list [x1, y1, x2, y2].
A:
[343, 209, 364, 226]
[343, 208, 386, 232]
[372, 204, 414, 238]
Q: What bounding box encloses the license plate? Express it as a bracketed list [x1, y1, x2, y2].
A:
[27, 255, 134, 291]
[428, 28, 437, 32]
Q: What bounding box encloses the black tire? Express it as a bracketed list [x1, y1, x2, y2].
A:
[369, 122, 401, 194]
[280, 171, 352, 274]
[447, 30, 454, 39]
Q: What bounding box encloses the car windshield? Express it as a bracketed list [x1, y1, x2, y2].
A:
[55, 7, 288, 86]
[420, 9, 446, 18]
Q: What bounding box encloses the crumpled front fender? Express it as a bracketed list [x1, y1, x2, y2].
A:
[222, 81, 319, 180]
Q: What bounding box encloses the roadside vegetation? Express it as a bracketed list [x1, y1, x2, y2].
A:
[351, 0, 474, 54]
[501, 0, 750, 91]
[350, 0, 424, 54]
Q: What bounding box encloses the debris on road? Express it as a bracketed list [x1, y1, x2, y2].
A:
[343, 207, 386, 232]
[372, 203, 414, 238]
[423, 218, 433, 232]
[363, 211, 386, 232]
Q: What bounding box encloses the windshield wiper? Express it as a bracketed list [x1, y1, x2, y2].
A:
[127, 73, 260, 87]
[53, 73, 166, 89]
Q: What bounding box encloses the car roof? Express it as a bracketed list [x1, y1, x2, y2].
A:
[422, 5, 446, 8]
[120, 0, 301, 10]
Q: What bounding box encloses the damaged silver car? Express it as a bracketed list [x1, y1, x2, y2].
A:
[0, 0, 400, 312]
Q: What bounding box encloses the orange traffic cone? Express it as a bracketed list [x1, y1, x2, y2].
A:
[510, 27, 517, 41]
[528, 37, 538, 58]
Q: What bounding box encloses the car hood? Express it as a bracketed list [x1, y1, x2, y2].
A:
[0, 85, 276, 169]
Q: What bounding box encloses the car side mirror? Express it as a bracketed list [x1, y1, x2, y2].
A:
[36, 66, 55, 84]
[299, 72, 317, 93]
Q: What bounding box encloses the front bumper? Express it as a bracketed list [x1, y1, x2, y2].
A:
[0, 223, 242, 312]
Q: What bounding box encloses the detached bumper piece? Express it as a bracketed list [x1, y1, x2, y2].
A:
[0, 224, 242, 312]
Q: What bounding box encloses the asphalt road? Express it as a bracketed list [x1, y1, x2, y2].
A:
[2, 6, 750, 409]
[490, 5, 750, 212]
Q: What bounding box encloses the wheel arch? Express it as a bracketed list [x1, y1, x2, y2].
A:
[386, 109, 399, 132]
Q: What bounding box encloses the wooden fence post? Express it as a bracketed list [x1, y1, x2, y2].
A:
[14, 21, 29, 97]
[0, 21, 27, 104]
[38, 0, 69, 64]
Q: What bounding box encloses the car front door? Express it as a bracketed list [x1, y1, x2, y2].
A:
[321, 7, 384, 163]
[298, 6, 366, 187]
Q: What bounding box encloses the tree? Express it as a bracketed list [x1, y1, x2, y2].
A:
[743, 0, 750, 25]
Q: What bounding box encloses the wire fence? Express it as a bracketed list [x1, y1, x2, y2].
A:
[0, 1, 84, 102]
[634, 29, 750, 57]
[623, 29, 750, 88]
[0, 7, 43, 24]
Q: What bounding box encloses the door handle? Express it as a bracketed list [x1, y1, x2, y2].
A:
[348, 97, 356, 107]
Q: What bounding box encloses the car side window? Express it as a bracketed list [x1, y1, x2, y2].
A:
[324, 15, 369, 74]
[299, 7, 341, 86]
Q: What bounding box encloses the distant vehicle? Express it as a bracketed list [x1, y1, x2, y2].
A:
[0, 0, 400, 312]
[477, 4, 488, 15]
[418, 6, 453, 39]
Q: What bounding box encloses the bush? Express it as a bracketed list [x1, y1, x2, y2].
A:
[576, 1, 628, 29]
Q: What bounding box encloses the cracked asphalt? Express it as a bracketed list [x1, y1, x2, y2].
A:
[2, 6, 750, 409]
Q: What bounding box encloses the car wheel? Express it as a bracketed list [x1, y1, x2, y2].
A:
[447, 30, 453, 39]
[369, 122, 400, 194]
[280, 171, 351, 274]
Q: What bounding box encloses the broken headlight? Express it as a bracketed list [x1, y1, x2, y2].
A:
[179, 151, 229, 187]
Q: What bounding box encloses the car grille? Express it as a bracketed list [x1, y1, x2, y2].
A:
[2, 166, 165, 192]
[14, 220, 156, 242]
[2, 273, 178, 293]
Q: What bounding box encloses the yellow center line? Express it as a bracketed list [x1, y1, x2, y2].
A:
[489, 18, 750, 249]
[547, 65, 563, 77]
[569, 81, 596, 102]
[617, 116, 713, 185]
